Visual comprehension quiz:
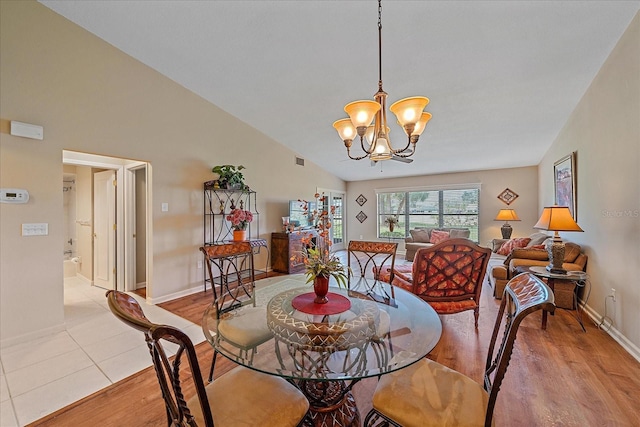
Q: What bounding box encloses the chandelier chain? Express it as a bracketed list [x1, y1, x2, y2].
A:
[378, 0, 383, 89]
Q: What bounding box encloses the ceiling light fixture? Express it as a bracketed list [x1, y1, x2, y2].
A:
[333, 0, 432, 162]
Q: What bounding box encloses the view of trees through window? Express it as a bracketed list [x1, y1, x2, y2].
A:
[378, 188, 479, 242]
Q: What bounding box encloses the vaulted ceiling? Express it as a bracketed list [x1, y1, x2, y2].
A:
[41, 1, 639, 181]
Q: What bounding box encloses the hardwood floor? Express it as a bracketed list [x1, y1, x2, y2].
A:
[29, 270, 640, 426]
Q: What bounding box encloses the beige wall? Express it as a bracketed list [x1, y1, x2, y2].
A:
[0, 1, 344, 345]
[539, 13, 639, 354]
[347, 166, 539, 249]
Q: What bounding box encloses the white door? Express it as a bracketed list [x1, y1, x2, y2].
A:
[94, 170, 116, 290]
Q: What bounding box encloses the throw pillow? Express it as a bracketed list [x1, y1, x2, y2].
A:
[564, 242, 582, 263]
[409, 228, 430, 243]
[497, 237, 531, 256]
[449, 228, 470, 239]
[527, 233, 550, 247]
[430, 229, 450, 244]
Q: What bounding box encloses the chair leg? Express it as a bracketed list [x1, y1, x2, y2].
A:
[474, 307, 479, 329]
[208, 350, 218, 383]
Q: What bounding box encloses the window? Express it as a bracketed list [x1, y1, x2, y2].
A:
[377, 187, 479, 242]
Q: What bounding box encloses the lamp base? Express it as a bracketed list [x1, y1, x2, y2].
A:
[546, 265, 568, 275]
[500, 224, 513, 239]
[545, 238, 566, 275]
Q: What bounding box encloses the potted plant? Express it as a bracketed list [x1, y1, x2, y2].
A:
[211, 165, 246, 190]
[384, 215, 399, 232]
[293, 194, 348, 303]
[226, 208, 253, 241]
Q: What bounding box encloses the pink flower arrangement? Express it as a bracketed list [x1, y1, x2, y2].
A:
[226, 209, 253, 231]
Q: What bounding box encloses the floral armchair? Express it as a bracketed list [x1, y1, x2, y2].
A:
[378, 238, 492, 328]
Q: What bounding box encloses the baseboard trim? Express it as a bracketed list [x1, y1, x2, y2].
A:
[146, 284, 203, 305]
[582, 302, 640, 363]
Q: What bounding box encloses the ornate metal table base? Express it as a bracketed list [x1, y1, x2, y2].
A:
[300, 380, 360, 427]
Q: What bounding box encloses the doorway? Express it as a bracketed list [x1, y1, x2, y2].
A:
[317, 188, 346, 251]
[62, 150, 152, 296]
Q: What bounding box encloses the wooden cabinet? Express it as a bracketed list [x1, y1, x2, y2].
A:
[271, 230, 317, 274]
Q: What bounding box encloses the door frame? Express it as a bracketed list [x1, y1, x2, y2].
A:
[317, 187, 346, 251]
[62, 150, 153, 296]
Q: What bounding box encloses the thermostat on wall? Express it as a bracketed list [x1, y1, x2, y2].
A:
[0, 188, 30, 204]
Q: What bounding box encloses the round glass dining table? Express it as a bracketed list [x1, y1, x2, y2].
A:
[202, 276, 442, 426]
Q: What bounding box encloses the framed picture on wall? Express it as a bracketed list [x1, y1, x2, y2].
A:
[554, 152, 577, 219]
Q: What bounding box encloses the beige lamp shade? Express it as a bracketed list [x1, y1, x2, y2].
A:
[365, 124, 391, 146]
[398, 111, 432, 137]
[534, 206, 583, 274]
[390, 96, 430, 127]
[494, 209, 521, 222]
[495, 208, 520, 239]
[344, 100, 380, 128]
[411, 112, 432, 136]
[369, 136, 393, 161]
[333, 118, 357, 142]
[534, 206, 583, 232]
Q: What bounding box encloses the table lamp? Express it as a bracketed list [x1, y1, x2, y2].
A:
[533, 206, 583, 274]
[494, 209, 520, 239]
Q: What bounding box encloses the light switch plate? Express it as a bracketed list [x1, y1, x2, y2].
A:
[22, 223, 48, 236]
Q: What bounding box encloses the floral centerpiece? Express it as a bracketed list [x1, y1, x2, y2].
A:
[292, 193, 348, 303]
[226, 208, 253, 241]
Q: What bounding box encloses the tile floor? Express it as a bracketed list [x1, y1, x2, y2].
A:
[0, 277, 205, 427]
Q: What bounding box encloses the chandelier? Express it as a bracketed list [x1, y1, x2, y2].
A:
[333, 0, 432, 162]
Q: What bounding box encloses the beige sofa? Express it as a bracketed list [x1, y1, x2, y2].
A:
[403, 227, 470, 261]
[488, 232, 588, 307]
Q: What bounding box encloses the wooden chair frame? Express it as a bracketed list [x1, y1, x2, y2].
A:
[383, 238, 491, 327]
[200, 242, 259, 382]
[347, 240, 398, 284]
[363, 272, 556, 427]
[106, 290, 214, 427]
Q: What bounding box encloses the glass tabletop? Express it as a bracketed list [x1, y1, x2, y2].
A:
[202, 276, 442, 381]
[528, 265, 588, 280]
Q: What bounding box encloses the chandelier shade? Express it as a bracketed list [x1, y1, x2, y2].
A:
[334, 0, 431, 162]
[344, 100, 380, 130]
[390, 97, 430, 128]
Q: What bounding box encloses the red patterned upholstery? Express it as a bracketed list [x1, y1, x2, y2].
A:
[380, 238, 491, 327]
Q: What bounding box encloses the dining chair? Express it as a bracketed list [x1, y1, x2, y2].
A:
[363, 272, 556, 427]
[106, 290, 309, 427]
[200, 242, 272, 382]
[377, 238, 491, 328]
[347, 240, 398, 284]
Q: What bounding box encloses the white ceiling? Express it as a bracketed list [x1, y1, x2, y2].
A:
[40, 1, 639, 182]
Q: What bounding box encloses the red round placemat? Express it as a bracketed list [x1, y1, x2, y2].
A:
[291, 292, 351, 315]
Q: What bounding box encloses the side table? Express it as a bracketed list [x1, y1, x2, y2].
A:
[526, 266, 587, 332]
